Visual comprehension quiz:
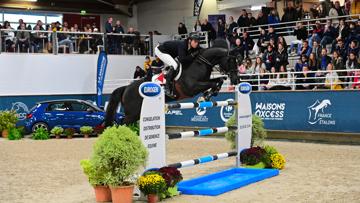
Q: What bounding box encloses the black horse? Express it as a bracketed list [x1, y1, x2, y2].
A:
[105, 39, 239, 126]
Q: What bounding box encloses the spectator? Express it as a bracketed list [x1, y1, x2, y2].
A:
[151, 55, 164, 73]
[347, 40, 359, 57]
[295, 54, 309, 72]
[328, 3, 339, 27]
[114, 20, 125, 54]
[240, 32, 254, 58]
[193, 20, 202, 32]
[289, 22, 308, 54]
[258, 67, 269, 90]
[237, 9, 250, 28]
[263, 45, 276, 71]
[299, 41, 312, 57]
[318, 3, 327, 18]
[334, 1, 345, 16]
[73, 24, 79, 32]
[317, 48, 332, 70]
[226, 16, 238, 37]
[256, 11, 268, 26]
[296, 65, 315, 90]
[178, 22, 188, 35]
[230, 38, 244, 59]
[308, 31, 321, 50]
[268, 9, 280, 25]
[332, 50, 346, 78]
[63, 21, 69, 30]
[266, 67, 278, 89]
[16, 23, 30, 52]
[3, 21, 15, 52]
[217, 18, 226, 39]
[133, 66, 146, 79]
[324, 63, 342, 89]
[295, 3, 304, 20]
[248, 12, 256, 27]
[334, 39, 347, 61]
[312, 40, 321, 59]
[309, 53, 318, 71]
[344, 0, 352, 15]
[17, 19, 25, 30]
[105, 17, 114, 54]
[34, 20, 45, 30]
[320, 21, 336, 48]
[347, 22, 359, 45]
[268, 38, 277, 51]
[331, 19, 349, 52]
[89, 28, 103, 54]
[346, 52, 360, 88]
[201, 19, 216, 43]
[312, 21, 324, 38]
[278, 36, 288, 51]
[123, 27, 136, 55]
[267, 26, 278, 44]
[256, 28, 269, 54]
[252, 56, 266, 74]
[275, 42, 289, 71]
[144, 56, 152, 72]
[57, 27, 74, 53]
[31, 25, 44, 53]
[282, 2, 297, 23]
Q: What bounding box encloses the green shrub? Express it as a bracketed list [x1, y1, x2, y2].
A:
[225, 114, 267, 149]
[8, 128, 22, 140]
[92, 126, 148, 186]
[32, 128, 50, 140]
[50, 126, 64, 135]
[0, 111, 18, 131]
[127, 122, 139, 135]
[64, 128, 76, 136]
[80, 159, 105, 186]
[262, 145, 278, 168]
[80, 126, 93, 134]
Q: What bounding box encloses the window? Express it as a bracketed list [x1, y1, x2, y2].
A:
[70, 102, 90, 111]
[0, 10, 62, 29]
[46, 102, 69, 111]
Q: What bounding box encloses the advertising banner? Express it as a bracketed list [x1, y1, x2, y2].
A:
[96, 51, 108, 107]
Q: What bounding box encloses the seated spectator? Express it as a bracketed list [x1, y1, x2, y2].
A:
[352, 70, 360, 89]
[347, 22, 358, 45]
[240, 32, 254, 58]
[252, 56, 266, 74]
[266, 67, 278, 89]
[133, 66, 146, 79]
[34, 20, 45, 31]
[151, 55, 164, 74]
[308, 32, 321, 49]
[268, 38, 277, 52]
[255, 28, 269, 54]
[230, 38, 244, 60]
[178, 22, 188, 35]
[263, 45, 276, 71]
[347, 40, 359, 57]
[57, 27, 74, 53]
[268, 65, 292, 90]
[228, 31, 239, 48]
[346, 52, 360, 88]
[309, 53, 318, 71]
[16, 23, 30, 52]
[217, 18, 226, 39]
[317, 48, 332, 70]
[324, 63, 342, 89]
[90, 28, 104, 54]
[312, 40, 321, 59]
[31, 25, 45, 53]
[320, 21, 337, 48]
[334, 39, 347, 61]
[331, 50, 346, 78]
[278, 36, 288, 51]
[144, 56, 152, 72]
[298, 40, 312, 57]
[267, 26, 278, 44]
[312, 21, 324, 38]
[331, 19, 349, 53]
[290, 22, 308, 54]
[275, 42, 289, 71]
[295, 54, 309, 72]
[296, 65, 315, 90]
[3, 21, 15, 52]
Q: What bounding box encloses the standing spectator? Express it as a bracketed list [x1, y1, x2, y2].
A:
[282, 2, 297, 23]
[240, 32, 254, 58]
[318, 3, 327, 18]
[275, 43, 289, 71]
[256, 11, 268, 27]
[334, 1, 345, 16]
[317, 48, 332, 70]
[309, 53, 318, 71]
[296, 65, 315, 90]
[268, 9, 280, 25]
[193, 20, 202, 32]
[201, 19, 216, 44]
[178, 22, 188, 35]
[263, 45, 276, 71]
[105, 17, 114, 53]
[289, 22, 308, 54]
[114, 20, 124, 54]
[133, 66, 146, 79]
[320, 21, 336, 48]
[217, 18, 226, 39]
[226, 16, 238, 38]
[331, 50, 346, 78]
[123, 27, 136, 55]
[328, 3, 339, 27]
[237, 9, 250, 28]
[16, 23, 30, 52]
[248, 12, 256, 27]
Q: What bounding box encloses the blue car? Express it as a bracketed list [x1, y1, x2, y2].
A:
[25, 99, 123, 133]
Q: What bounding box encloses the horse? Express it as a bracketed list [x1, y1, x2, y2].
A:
[105, 39, 239, 126]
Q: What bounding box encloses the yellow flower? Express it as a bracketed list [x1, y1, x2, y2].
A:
[270, 153, 286, 170]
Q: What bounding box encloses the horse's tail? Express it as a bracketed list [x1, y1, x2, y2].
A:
[105, 86, 127, 127]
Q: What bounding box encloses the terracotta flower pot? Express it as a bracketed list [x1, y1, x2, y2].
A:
[84, 134, 89, 138]
[2, 129, 9, 138]
[55, 135, 61, 139]
[110, 185, 134, 203]
[67, 135, 73, 139]
[94, 185, 112, 202]
[147, 194, 159, 203]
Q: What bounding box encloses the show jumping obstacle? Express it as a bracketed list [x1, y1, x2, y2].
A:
[138, 82, 253, 170]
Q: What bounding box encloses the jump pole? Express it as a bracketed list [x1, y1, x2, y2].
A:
[138, 82, 252, 170]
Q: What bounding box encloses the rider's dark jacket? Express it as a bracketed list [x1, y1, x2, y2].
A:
[157, 40, 201, 68]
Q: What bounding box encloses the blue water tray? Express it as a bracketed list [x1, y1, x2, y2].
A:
[177, 167, 279, 196]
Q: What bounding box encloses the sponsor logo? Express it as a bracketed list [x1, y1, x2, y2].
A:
[166, 110, 183, 116]
[191, 96, 208, 122]
[11, 102, 29, 120]
[308, 99, 335, 125]
[255, 102, 285, 121]
[239, 82, 252, 94]
[220, 99, 235, 122]
[139, 82, 161, 97]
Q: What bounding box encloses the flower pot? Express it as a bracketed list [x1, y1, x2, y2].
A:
[110, 185, 134, 203]
[2, 129, 9, 138]
[147, 194, 159, 203]
[84, 134, 89, 138]
[67, 135, 73, 139]
[94, 185, 112, 202]
[55, 135, 61, 139]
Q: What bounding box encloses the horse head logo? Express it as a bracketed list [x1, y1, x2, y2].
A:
[11, 102, 29, 120]
[308, 99, 331, 124]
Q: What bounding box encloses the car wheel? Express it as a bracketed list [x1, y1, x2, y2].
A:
[32, 122, 49, 133]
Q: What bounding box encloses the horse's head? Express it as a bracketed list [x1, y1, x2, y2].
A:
[220, 55, 239, 85]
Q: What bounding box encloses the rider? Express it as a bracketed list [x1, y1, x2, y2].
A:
[155, 33, 202, 98]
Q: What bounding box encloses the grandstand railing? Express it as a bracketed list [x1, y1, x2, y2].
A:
[173, 31, 209, 48]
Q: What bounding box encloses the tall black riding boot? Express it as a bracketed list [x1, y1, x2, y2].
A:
[164, 66, 176, 98]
